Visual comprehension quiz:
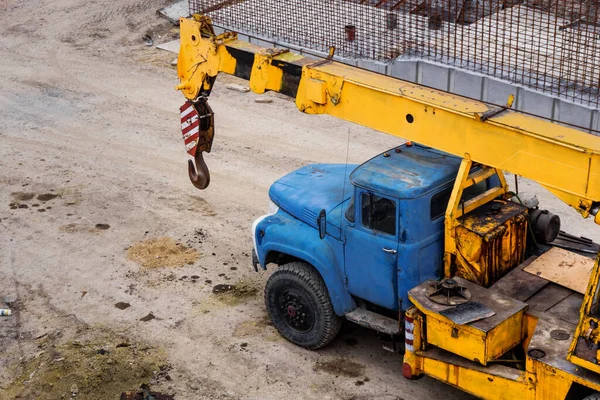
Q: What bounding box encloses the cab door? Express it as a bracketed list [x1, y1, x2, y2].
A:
[344, 191, 399, 311]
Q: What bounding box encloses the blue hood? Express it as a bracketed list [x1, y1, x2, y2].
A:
[269, 164, 357, 231]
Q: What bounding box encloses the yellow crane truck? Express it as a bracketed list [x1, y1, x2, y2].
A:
[175, 15, 600, 399]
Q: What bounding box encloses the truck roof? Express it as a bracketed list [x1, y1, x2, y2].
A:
[350, 144, 463, 199]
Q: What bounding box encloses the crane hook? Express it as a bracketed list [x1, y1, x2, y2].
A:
[180, 97, 215, 190]
[188, 151, 210, 190]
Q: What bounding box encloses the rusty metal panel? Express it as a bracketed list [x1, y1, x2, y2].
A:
[523, 247, 596, 293]
[525, 282, 573, 310]
[189, 0, 600, 108]
[546, 291, 583, 324]
[454, 201, 528, 287]
[489, 257, 550, 301]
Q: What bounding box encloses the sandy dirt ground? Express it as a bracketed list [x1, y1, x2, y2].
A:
[1, 1, 598, 399]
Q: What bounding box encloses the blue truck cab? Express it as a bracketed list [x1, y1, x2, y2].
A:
[252, 143, 495, 349]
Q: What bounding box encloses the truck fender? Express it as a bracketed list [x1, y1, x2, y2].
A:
[254, 213, 355, 316]
[265, 242, 355, 316]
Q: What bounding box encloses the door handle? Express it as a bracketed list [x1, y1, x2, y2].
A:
[382, 248, 397, 254]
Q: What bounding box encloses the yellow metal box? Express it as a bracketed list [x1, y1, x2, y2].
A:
[454, 201, 528, 288]
[409, 277, 527, 365]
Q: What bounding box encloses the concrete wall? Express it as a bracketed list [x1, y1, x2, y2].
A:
[213, 25, 599, 135]
[386, 60, 599, 134]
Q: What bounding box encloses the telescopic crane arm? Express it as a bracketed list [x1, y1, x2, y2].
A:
[176, 15, 600, 225]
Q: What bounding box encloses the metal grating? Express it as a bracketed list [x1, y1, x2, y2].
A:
[190, 0, 600, 108]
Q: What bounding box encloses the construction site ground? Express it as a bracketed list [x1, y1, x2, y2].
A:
[1, 1, 598, 399]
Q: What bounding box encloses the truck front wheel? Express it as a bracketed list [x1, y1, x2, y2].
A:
[265, 262, 342, 349]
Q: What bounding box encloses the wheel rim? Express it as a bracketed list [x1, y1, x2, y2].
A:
[277, 289, 315, 333]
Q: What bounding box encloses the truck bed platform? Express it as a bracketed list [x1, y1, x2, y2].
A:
[411, 252, 600, 395]
[489, 254, 600, 385]
[491, 255, 584, 325]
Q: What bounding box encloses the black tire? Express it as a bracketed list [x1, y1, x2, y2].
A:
[583, 394, 600, 400]
[264, 262, 342, 349]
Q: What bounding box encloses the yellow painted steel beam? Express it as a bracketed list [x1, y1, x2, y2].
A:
[177, 16, 600, 221]
[417, 355, 532, 399]
[444, 159, 473, 277]
[465, 166, 497, 187]
[568, 254, 600, 373]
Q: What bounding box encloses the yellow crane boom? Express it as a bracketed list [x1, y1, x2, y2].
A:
[176, 15, 600, 224]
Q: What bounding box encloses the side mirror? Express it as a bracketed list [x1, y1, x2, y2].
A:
[317, 209, 326, 240]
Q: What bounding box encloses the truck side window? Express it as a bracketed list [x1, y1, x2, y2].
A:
[431, 187, 452, 220]
[361, 193, 396, 235]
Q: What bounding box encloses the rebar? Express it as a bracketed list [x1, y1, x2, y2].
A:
[190, 0, 600, 107]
